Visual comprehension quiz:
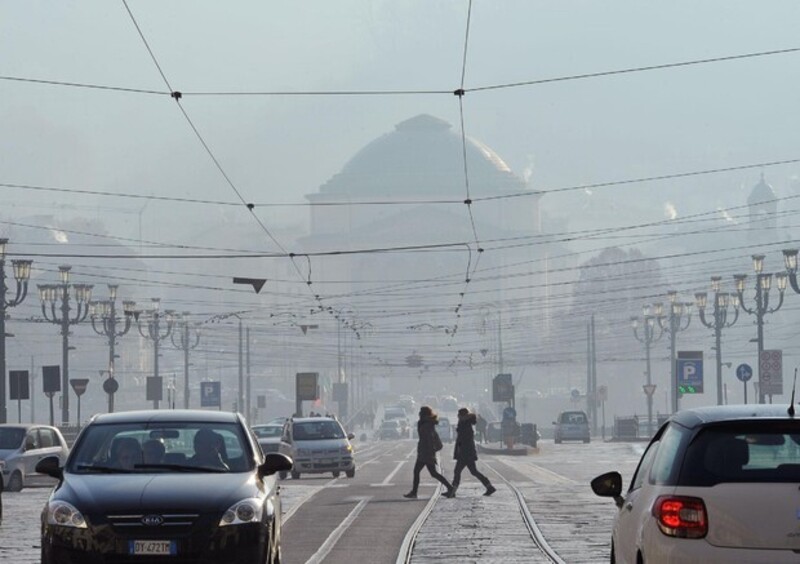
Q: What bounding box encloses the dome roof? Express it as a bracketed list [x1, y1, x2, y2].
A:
[748, 173, 776, 205]
[315, 114, 525, 197]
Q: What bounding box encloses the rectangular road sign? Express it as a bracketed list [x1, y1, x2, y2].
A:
[677, 351, 704, 393]
[200, 381, 221, 408]
[9, 371, 30, 400]
[296, 372, 319, 401]
[42, 365, 61, 393]
[759, 349, 783, 396]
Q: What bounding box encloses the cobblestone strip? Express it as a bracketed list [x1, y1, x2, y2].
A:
[0, 489, 50, 564]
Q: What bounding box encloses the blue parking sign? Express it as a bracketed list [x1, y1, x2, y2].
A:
[677, 351, 704, 393]
[200, 381, 221, 408]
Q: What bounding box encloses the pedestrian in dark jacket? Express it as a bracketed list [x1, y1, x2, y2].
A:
[403, 406, 453, 499]
[446, 407, 496, 498]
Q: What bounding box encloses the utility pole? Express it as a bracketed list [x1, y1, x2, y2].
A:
[170, 312, 200, 409]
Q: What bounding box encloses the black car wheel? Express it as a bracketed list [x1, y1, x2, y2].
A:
[346, 468, 355, 478]
[332, 471, 340, 477]
[6, 470, 22, 492]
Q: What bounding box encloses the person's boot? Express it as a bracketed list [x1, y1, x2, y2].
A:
[483, 485, 496, 496]
[403, 491, 417, 499]
[443, 487, 457, 498]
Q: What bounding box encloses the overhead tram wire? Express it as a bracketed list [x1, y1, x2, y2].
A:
[7, 45, 795, 98]
[120, 1, 323, 309]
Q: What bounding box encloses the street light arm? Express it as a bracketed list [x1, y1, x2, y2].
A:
[697, 307, 714, 330]
[10, 279, 28, 307]
[680, 313, 691, 332]
[632, 326, 645, 344]
[724, 306, 739, 328]
[70, 301, 90, 325]
[91, 316, 106, 336]
[788, 272, 800, 295]
[736, 291, 756, 315]
[137, 319, 151, 340]
[115, 314, 132, 338]
[767, 291, 785, 315]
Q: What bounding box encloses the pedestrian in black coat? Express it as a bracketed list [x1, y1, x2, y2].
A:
[446, 407, 496, 497]
[403, 406, 453, 499]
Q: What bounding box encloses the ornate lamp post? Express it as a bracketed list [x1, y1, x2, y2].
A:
[90, 285, 135, 413]
[695, 276, 739, 406]
[170, 311, 200, 409]
[655, 291, 692, 414]
[0, 239, 33, 424]
[734, 254, 787, 404]
[631, 304, 663, 435]
[137, 298, 175, 409]
[39, 265, 93, 425]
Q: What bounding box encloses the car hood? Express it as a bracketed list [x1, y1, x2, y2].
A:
[56, 472, 263, 514]
[0, 448, 20, 460]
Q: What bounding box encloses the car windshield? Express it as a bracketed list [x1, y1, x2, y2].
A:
[293, 420, 345, 440]
[67, 422, 252, 474]
[253, 425, 282, 438]
[679, 422, 800, 486]
[0, 427, 25, 449]
[560, 412, 587, 424]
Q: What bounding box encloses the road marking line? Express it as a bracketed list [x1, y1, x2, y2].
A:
[381, 460, 406, 486]
[305, 497, 371, 564]
[282, 476, 340, 524]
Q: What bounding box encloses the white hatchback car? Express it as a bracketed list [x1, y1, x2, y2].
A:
[0, 424, 69, 491]
[592, 405, 800, 563]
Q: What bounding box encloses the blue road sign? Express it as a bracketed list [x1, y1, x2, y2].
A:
[200, 381, 221, 408]
[677, 352, 704, 393]
[736, 363, 753, 383]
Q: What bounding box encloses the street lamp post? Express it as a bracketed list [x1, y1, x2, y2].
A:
[631, 304, 663, 435]
[39, 265, 93, 425]
[170, 312, 200, 409]
[655, 291, 692, 414]
[734, 254, 787, 404]
[695, 276, 740, 406]
[137, 298, 175, 409]
[90, 285, 135, 413]
[0, 239, 33, 424]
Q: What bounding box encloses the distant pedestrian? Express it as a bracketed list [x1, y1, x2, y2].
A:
[475, 414, 488, 444]
[445, 408, 495, 498]
[403, 406, 453, 499]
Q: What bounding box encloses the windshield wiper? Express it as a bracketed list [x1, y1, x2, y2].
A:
[133, 463, 227, 473]
[76, 464, 130, 473]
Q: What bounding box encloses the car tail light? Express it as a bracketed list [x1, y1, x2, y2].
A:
[653, 496, 707, 538]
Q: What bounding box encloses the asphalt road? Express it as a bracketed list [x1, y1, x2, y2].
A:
[0, 437, 643, 563]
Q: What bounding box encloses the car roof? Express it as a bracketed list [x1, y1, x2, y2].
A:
[292, 417, 339, 423]
[670, 404, 798, 429]
[0, 423, 57, 430]
[88, 409, 242, 425]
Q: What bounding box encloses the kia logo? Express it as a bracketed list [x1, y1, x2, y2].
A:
[142, 515, 164, 527]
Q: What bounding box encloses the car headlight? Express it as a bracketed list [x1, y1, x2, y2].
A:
[46, 501, 88, 529]
[340, 444, 353, 454]
[219, 498, 264, 527]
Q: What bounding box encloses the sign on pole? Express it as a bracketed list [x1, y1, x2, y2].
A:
[42, 365, 61, 393]
[759, 349, 783, 396]
[735, 363, 753, 383]
[493, 373, 513, 402]
[200, 381, 221, 408]
[643, 384, 657, 397]
[677, 351, 704, 394]
[69, 379, 90, 397]
[9, 371, 30, 400]
[296, 373, 319, 401]
[146, 376, 163, 402]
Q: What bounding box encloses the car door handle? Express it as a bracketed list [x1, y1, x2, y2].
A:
[625, 502, 633, 511]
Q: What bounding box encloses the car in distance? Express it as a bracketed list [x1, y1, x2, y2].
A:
[437, 417, 454, 443]
[378, 420, 402, 440]
[0, 424, 69, 491]
[553, 410, 590, 444]
[591, 405, 800, 563]
[253, 423, 289, 479]
[280, 416, 355, 479]
[36, 409, 292, 564]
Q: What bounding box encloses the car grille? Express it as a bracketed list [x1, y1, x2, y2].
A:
[107, 513, 199, 534]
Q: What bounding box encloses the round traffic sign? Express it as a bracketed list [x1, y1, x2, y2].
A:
[735, 363, 753, 383]
[103, 377, 120, 394]
[502, 406, 517, 420]
[571, 388, 580, 399]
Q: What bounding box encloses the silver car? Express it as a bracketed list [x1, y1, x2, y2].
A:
[280, 416, 355, 479]
[0, 424, 69, 491]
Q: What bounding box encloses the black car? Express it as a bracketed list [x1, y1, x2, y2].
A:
[36, 409, 292, 564]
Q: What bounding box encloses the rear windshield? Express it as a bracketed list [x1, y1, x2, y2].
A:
[560, 412, 587, 424]
[679, 422, 800, 486]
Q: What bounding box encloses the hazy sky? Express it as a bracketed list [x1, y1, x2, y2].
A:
[4, 1, 800, 408]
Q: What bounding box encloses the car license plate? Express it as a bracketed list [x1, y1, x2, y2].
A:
[130, 540, 176, 555]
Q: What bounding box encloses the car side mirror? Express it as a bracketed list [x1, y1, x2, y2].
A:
[347, 433, 355, 440]
[590, 471, 624, 508]
[35, 456, 63, 480]
[259, 453, 293, 478]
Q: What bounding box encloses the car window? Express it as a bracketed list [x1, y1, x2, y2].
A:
[39, 428, 55, 448]
[629, 440, 659, 492]
[293, 420, 345, 440]
[68, 422, 252, 473]
[679, 422, 800, 486]
[650, 423, 690, 485]
[559, 412, 587, 425]
[253, 426, 282, 438]
[0, 427, 25, 449]
[25, 430, 40, 450]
